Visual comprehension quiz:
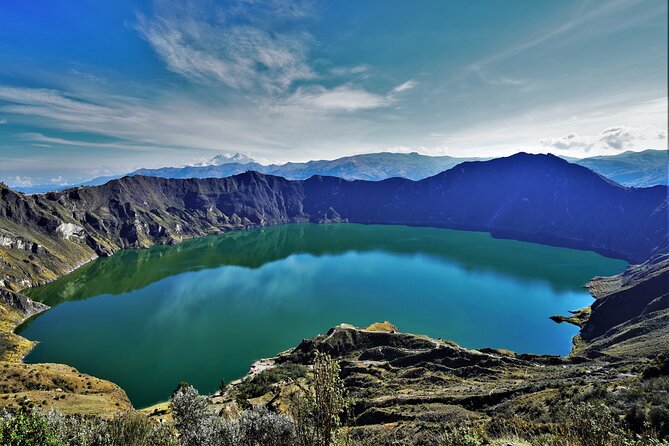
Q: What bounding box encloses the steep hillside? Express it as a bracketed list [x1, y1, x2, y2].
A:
[578, 254, 669, 358]
[303, 153, 668, 261]
[1, 154, 667, 293]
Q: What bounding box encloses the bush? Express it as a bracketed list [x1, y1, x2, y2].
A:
[236, 364, 307, 404]
[0, 410, 63, 446]
[170, 385, 221, 446]
[291, 352, 348, 446]
[171, 384, 296, 446]
[230, 406, 296, 446]
[438, 423, 482, 446]
[41, 408, 177, 446]
[556, 402, 635, 446]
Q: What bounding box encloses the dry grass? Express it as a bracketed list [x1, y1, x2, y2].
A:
[364, 321, 398, 332]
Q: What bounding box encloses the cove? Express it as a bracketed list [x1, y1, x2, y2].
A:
[19, 224, 627, 408]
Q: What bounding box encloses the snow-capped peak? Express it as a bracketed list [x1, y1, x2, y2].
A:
[196, 153, 256, 166]
[211, 153, 256, 165]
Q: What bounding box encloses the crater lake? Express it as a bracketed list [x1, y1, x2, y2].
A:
[19, 224, 627, 407]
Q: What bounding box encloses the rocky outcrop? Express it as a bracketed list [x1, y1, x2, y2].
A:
[0, 288, 48, 318]
[578, 255, 669, 358]
[214, 322, 665, 443]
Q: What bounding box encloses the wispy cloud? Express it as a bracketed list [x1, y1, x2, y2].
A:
[286, 80, 415, 112]
[469, 0, 653, 74]
[287, 85, 391, 111]
[20, 132, 170, 153]
[136, 0, 314, 93]
[391, 80, 417, 94]
[330, 65, 370, 76]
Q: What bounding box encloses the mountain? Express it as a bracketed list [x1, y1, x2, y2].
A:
[131, 151, 484, 182]
[1, 153, 666, 292]
[200, 152, 256, 166]
[12, 152, 486, 193]
[12, 149, 667, 194]
[573, 149, 668, 188]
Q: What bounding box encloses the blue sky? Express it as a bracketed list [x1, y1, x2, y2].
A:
[0, 0, 667, 187]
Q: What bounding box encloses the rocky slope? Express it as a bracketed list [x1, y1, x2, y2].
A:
[207, 257, 669, 442]
[1, 153, 667, 293]
[578, 254, 669, 359]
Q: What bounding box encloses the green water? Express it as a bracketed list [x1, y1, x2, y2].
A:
[20, 224, 626, 408]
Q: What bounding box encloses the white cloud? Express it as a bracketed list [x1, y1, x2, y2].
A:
[8, 176, 32, 187]
[287, 85, 391, 111]
[541, 133, 593, 151]
[330, 65, 370, 76]
[0, 118, 7, 124]
[599, 126, 634, 150]
[391, 80, 417, 94]
[425, 95, 668, 158]
[49, 176, 67, 185]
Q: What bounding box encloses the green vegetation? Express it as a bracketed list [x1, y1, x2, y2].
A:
[291, 352, 349, 446]
[1, 351, 669, 445]
[0, 411, 62, 446]
[234, 364, 307, 404]
[0, 409, 176, 446]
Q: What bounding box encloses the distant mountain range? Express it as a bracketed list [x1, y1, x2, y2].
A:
[13, 149, 667, 194]
[2, 153, 666, 292]
[569, 149, 668, 188]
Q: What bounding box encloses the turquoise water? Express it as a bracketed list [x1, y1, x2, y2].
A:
[20, 224, 626, 407]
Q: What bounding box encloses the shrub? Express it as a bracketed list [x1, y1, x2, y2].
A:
[232, 406, 296, 446]
[236, 364, 308, 404]
[292, 352, 348, 446]
[171, 384, 296, 446]
[438, 423, 482, 446]
[0, 410, 63, 446]
[556, 402, 634, 446]
[42, 408, 177, 446]
[170, 385, 221, 446]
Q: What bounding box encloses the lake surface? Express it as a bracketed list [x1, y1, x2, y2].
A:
[20, 224, 626, 407]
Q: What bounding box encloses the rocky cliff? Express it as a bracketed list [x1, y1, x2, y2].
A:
[578, 254, 669, 359]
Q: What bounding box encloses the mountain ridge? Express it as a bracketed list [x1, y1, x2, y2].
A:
[1, 153, 667, 293]
[11, 149, 667, 194]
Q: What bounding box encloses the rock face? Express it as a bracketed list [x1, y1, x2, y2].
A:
[0, 288, 48, 318]
[579, 254, 669, 358]
[1, 153, 667, 291]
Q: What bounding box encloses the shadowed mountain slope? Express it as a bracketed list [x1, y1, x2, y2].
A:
[1, 153, 667, 293]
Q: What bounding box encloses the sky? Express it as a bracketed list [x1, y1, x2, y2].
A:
[0, 0, 667, 187]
